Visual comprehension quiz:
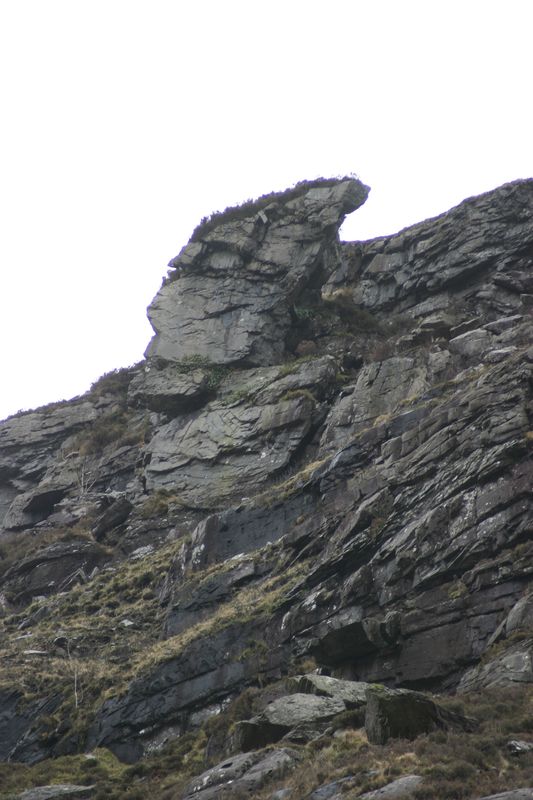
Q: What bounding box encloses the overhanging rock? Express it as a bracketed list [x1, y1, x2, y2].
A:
[145, 177, 369, 366]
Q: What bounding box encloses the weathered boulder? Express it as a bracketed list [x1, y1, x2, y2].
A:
[182, 748, 300, 800]
[233, 693, 346, 751]
[145, 178, 368, 367]
[364, 685, 477, 744]
[359, 775, 423, 799]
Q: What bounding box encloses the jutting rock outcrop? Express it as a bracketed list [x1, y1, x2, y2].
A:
[145, 178, 369, 366]
[0, 176, 532, 800]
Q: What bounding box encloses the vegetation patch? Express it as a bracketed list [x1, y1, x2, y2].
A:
[173, 355, 228, 392]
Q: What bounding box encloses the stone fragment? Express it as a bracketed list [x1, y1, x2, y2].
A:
[364, 685, 477, 744]
[485, 347, 518, 363]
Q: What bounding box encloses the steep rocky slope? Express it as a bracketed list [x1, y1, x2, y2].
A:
[0, 177, 532, 800]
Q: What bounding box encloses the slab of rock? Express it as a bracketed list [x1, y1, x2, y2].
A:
[288, 673, 368, 708]
[128, 363, 210, 414]
[365, 686, 477, 744]
[474, 792, 533, 800]
[350, 180, 533, 313]
[233, 693, 346, 751]
[359, 775, 423, 799]
[505, 594, 533, 636]
[182, 748, 300, 800]
[16, 787, 95, 800]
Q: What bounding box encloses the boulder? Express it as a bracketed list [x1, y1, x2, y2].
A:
[364, 685, 477, 744]
[359, 775, 423, 799]
[182, 748, 300, 800]
[144, 356, 336, 506]
[233, 693, 346, 751]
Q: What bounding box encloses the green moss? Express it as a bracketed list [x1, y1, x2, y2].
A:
[448, 580, 469, 600]
[280, 388, 317, 404]
[173, 355, 229, 392]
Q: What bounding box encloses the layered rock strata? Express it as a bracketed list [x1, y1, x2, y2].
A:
[0, 177, 532, 799]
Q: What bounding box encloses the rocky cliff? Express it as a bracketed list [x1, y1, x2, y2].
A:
[0, 177, 532, 800]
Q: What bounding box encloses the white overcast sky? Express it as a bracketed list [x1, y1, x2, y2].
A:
[0, 0, 532, 421]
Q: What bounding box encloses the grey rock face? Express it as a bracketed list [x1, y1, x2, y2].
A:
[319, 356, 428, 453]
[347, 179, 533, 315]
[1, 177, 533, 794]
[145, 356, 336, 506]
[145, 178, 368, 366]
[232, 693, 346, 752]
